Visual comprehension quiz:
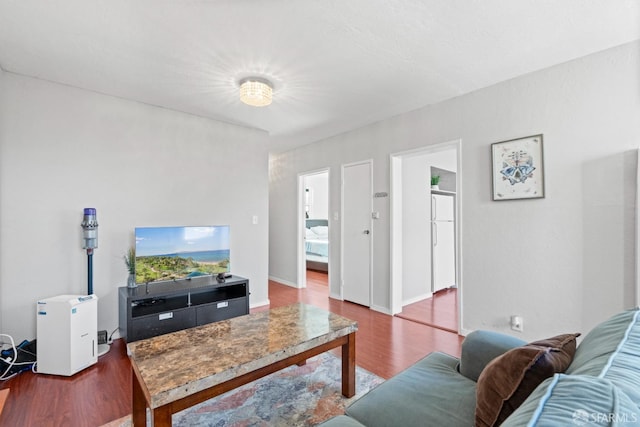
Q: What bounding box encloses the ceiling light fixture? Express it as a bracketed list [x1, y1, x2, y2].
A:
[239, 77, 273, 107]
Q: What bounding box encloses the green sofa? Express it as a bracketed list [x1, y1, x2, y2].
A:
[320, 308, 640, 427]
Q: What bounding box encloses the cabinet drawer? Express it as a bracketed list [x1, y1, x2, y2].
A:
[195, 298, 248, 325]
[129, 308, 196, 342]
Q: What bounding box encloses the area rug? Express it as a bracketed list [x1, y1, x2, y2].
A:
[105, 352, 383, 427]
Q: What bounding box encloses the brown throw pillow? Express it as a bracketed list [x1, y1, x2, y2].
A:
[475, 333, 580, 427]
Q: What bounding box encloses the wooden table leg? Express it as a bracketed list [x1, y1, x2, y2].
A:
[153, 405, 173, 427]
[132, 371, 147, 427]
[341, 332, 356, 397]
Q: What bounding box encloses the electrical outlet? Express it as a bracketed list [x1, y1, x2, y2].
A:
[510, 315, 523, 332]
[98, 330, 107, 345]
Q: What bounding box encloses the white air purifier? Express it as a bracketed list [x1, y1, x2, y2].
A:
[36, 294, 98, 376]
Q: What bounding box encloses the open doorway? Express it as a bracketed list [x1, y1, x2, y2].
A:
[298, 169, 330, 291]
[390, 141, 461, 333]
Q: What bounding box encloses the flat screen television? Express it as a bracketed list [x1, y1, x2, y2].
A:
[135, 225, 230, 284]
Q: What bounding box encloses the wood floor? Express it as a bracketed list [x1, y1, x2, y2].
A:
[0, 389, 8, 417]
[0, 273, 462, 426]
[396, 288, 458, 333]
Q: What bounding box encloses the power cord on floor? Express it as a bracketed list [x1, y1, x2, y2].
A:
[107, 327, 119, 345]
[0, 334, 36, 381]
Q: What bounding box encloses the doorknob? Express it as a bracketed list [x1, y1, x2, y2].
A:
[363, 230, 370, 234]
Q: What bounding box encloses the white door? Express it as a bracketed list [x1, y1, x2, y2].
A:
[342, 161, 372, 306]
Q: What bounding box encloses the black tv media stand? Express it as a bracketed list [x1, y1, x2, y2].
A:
[118, 275, 249, 342]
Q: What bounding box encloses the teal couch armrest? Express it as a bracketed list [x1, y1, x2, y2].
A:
[458, 330, 526, 382]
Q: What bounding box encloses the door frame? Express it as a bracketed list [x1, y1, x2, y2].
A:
[297, 168, 331, 289]
[390, 140, 462, 332]
[340, 159, 373, 304]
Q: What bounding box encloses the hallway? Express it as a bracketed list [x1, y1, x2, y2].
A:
[307, 269, 458, 334]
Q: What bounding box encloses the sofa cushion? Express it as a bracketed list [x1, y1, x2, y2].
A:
[475, 333, 580, 427]
[346, 352, 477, 427]
[567, 308, 640, 405]
[502, 374, 640, 427]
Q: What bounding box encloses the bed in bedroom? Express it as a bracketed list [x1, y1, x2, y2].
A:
[305, 218, 329, 272]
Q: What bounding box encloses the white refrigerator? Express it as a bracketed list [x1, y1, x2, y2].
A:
[431, 193, 456, 292]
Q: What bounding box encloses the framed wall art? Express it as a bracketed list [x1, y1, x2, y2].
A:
[491, 134, 545, 201]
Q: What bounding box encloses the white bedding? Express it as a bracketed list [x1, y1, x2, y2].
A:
[305, 221, 329, 270]
[305, 226, 328, 258]
[309, 225, 328, 238]
[305, 238, 328, 257]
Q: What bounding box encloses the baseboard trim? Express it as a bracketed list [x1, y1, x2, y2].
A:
[371, 304, 392, 315]
[402, 293, 433, 306]
[459, 327, 472, 337]
[250, 299, 270, 309]
[268, 275, 300, 288]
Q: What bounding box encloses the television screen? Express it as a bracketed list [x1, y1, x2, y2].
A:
[135, 226, 230, 284]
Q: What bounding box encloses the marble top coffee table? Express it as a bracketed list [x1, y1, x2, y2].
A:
[128, 303, 358, 426]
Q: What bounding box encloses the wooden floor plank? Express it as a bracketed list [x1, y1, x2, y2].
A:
[0, 389, 8, 417]
[396, 288, 458, 332]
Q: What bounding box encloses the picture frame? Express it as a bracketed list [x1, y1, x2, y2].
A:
[491, 134, 545, 201]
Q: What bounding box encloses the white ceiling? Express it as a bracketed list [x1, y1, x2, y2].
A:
[1, 1, 639, 153]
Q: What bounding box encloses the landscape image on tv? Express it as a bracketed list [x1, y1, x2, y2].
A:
[135, 226, 230, 284]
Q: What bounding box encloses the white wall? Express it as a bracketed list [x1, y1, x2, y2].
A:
[269, 41, 640, 339]
[428, 149, 457, 174]
[0, 72, 270, 341]
[304, 172, 329, 220]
